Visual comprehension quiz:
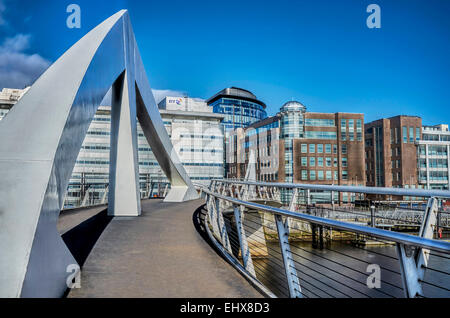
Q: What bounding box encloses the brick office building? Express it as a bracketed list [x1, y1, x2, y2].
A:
[365, 115, 422, 189]
[227, 101, 365, 203]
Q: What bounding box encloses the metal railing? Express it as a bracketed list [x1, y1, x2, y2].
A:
[200, 180, 450, 298]
[212, 179, 450, 236]
[62, 181, 170, 210]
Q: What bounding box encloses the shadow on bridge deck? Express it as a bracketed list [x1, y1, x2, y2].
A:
[67, 199, 262, 298]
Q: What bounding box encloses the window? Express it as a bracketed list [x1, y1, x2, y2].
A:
[304, 131, 337, 140]
[309, 144, 315, 153]
[326, 171, 332, 180]
[325, 144, 331, 153]
[342, 170, 348, 180]
[403, 126, 407, 143]
[409, 127, 414, 143]
[342, 157, 348, 167]
[416, 127, 420, 141]
[310, 170, 316, 180]
[305, 119, 335, 127]
[301, 170, 308, 180]
[301, 144, 307, 153]
[301, 157, 307, 167]
[310, 157, 315, 167]
[333, 157, 338, 167]
[333, 144, 337, 154]
[341, 119, 347, 141]
[326, 157, 332, 167]
[334, 171, 338, 181]
[342, 144, 347, 154]
[356, 119, 362, 141]
[349, 119, 354, 141]
[318, 157, 324, 167]
[318, 171, 324, 180]
[317, 144, 323, 153]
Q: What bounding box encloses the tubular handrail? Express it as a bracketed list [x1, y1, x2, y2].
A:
[202, 187, 450, 254]
[211, 179, 450, 199]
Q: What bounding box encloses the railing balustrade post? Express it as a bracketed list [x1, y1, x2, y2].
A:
[370, 205, 376, 227]
[207, 194, 221, 239]
[275, 214, 302, 298]
[305, 189, 311, 214]
[289, 188, 298, 212]
[233, 204, 256, 276]
[214, 197, 232, 254]
[396, 197, 439, 298]
[331, 190, 335, 211]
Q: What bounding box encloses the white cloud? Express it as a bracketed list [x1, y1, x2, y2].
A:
[0, 34, 51, 89]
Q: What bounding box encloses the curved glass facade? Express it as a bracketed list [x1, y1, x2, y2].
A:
[208, 87, 267, 134]
[280, 101, 306, 183]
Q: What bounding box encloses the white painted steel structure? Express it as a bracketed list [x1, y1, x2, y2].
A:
[0, 10, 197, 297]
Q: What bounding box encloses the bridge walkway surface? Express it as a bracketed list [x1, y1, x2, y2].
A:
[66, 198, 262, 298]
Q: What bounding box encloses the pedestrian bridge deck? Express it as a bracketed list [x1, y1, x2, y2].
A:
[65, 199, 262, 298]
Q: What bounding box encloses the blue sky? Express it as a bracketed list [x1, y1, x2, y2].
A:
[0, 0, 449, 125]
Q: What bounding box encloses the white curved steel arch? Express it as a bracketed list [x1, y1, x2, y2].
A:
[0, 10, 198, 297]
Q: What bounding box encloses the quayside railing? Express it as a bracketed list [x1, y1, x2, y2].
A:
[199, 180, 450, 298]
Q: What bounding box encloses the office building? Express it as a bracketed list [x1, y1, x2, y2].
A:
[158, 96, 225, 186]
[227, 100, 365, 203]
[417, 124, 450, 190]
[365, 115, 422, 190]
[207, 87, 267, 134]
[0, 87, 30, 120]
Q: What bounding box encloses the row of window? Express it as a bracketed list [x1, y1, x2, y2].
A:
[301, 170, 348, 181]
[179, 134, 222, 139]
[76, 160, 222, 167]
[418, 145, 449, 156]
[300, 156, 346, 167]
[418, 158, 449, 169]
[392, 126, 421, 144]
[304, 118, 335, 127]
[179, 148, 222, 153]
[304, 131, 337, 140]
[300, 143, 344, 154]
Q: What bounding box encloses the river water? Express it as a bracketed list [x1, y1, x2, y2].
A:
[251, 241, 450, 298]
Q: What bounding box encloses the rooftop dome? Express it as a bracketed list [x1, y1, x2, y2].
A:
[280, 100, 306, 113]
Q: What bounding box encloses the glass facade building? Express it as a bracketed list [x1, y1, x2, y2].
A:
[417, 124, 450, 190]
[280, 101, 306, 183]
[207, 87, 267, 135]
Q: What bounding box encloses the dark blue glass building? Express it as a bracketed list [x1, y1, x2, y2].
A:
[207, 87, 267, 135]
